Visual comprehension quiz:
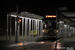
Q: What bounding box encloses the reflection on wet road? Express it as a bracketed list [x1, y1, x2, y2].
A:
[1, 36, 75, 50]
[0, 38, 67, 50]
[7, 41, 64, 50]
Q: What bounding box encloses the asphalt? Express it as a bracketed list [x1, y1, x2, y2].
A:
[58, 37, 75, 47]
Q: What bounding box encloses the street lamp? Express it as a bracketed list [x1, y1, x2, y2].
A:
[19, 19, 21, 22]
[54, 7, 67, 50]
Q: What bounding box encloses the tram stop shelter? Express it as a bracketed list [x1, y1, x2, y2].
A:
[6, 11, 44, 41]
[58, 11, 75, 38]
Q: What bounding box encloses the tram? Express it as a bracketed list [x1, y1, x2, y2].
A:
[42, 15, 59, 38]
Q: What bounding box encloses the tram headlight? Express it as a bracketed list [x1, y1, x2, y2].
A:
[43, 30, 44, 32]
[56, 30, 59, 33]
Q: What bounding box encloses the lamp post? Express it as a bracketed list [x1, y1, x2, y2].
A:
[54, 7, 67, 50]
[54, 8, 58, 50]
[6, 13, 9, 40]
[15, 4, 19, 42]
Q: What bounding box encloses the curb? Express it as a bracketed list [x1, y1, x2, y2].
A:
[57, 38, 65, 42]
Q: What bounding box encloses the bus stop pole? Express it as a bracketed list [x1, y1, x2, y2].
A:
[54, 8, 58, 50]
[15, 4, 19, 42]
[6, 13, 9, 40]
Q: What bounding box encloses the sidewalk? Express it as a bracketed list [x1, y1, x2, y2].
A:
[0, 35, 43, 42]
[57, 37, 75, 47]
[58, 37, 75, 43]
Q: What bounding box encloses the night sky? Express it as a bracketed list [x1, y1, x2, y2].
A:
[0, 0, 75, 29]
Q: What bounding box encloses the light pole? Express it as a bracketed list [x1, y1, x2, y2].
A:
[15, 4, 19, 42]
[54, 7, 67, 50]
[54, 8, 59, 50]
[6, 13, 9, 40]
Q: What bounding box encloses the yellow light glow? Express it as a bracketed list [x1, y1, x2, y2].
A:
[43, 30, 44, 32]
[56, 30, 58, 32]
[50, 16, 52, 17]
[53, 16, 56, 17]
[46, 15, 56, 18]
[19, 19, 21, 22]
